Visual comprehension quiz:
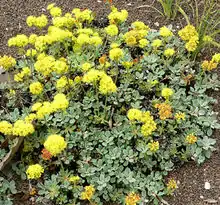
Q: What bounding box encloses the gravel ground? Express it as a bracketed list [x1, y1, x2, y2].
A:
[0, 0, 219, 204]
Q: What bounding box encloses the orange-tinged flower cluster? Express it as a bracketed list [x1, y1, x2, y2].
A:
[186, 133, 197, 144]
[41, 148, 52, 160]
[125, 192, 140, 205]
[155, 103, 172, 120]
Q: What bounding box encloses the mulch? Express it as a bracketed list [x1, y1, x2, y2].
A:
[0, 0, 219, 204]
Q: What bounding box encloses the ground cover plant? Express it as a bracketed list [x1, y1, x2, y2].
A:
[0, 2, 220, 205]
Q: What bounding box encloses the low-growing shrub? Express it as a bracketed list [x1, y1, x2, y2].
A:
[0, 3, 220, 205]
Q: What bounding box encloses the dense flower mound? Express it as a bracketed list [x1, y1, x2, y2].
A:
[0, 3, 219, 205]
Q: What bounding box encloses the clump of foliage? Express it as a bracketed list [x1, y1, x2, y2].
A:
[0, 3, 220, 205]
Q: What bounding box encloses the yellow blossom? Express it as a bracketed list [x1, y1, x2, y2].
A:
[44, 134, 67, 156]
[25, 114, 37, 123]
[125, 192, 140, 205]
[175, 112, 185, 121]
[29, 82, 43, 95]
[0, 55, 16, 70]
[99, 74, 117, 95]
[139, 39, 149, 48]
[186, 133, 197, 144]
[109, 48, 124, 61]
[152, 39, 162, 48]
[160, 26, 173, 37]
[81, 185, 95, 201]
[167, 179, 177, 192]
[202, 60, 218, 71]
[52, 93, 69, 111]
[31, 102, 42, 112]
[0, 121, 13, 135]
[127, 109, 142, 121]
[8, 34, 29, 47]
[164, 48, 175, 57]
[69, 176, 80, 183]
[155, 103, 172, 120]
[82, 62, 92, 72]
[26, 164, 44, 179]
[148, 140, 159, 152]
[161, 88, 174, 99]
[212, 53, 220, 63]
[105, 24, 119, 36]
[13, 120, 35, 137]
[178, 25, 198, 41]
[50, 7, 62, 17]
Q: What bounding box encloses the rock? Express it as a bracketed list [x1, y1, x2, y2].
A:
[204, 199, 218, 204]
[200, 196, 204, 199]
[204, 182, 211, 190]
[154, 22, 159, 27]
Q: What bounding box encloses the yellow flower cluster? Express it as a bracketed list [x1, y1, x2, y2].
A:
[164, 48, 175, 57]
[125, 192, 140, 205]
[167, 179, 177, 191]
[52, 14, 75, 28]
[0, 121, 13, 135]
[185, 133, 197, 144]
[202, 60, 218, 71]
[161, 88, 174, 99]
[99, 74, 117, 95]
[122, 61, 134, 69]
[178, 25, 199, 52]
[152, 39, 162, 48]
[0, 55, 16, 70]
[12, 120, 35, 137]
[212, 53, 220, 63]
[14, 67, 31, 82]
[124, 21, 149, 47]
[108, 6, 128, 24]
[8, 34, 29, 47]
[49, 6, 62, 17]
[81, 185, 95, 200]
[155, 103, 172, 120]
[148, 140, 159, 152]
[26, 164, 44, 179]
[25, 113, 37, 123]
[31, 94, 69, 119]
[29, 34, 38, 45]
[105, 24, 119, 36]
[69, 176, 80, 183]
[83, 69, 117, 94]
[174, 112, 185, 121]
[160, 26, 173, 37]
[56, 76, 73, 89]
[26, 49, 37, 57]
[44, 134, 67, 156]
[29, 82, 43, 95]
[26, 14, 48, 28]
[127, 109, 157, 137]
[52, 93, 69, 111]
[109, 48, 124, 61]
[72, 8, 94, 23]
[82, 62, 92, 72]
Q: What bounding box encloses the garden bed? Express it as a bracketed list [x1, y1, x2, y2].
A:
[0, 0, 219, 205]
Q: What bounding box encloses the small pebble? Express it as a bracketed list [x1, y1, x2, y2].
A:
[204, 182, 211, 190]
[200, 195, 204, 199]
[127, 3, 132, 6]
[154, 22, 159, 27]
[97, 0, 102, 2]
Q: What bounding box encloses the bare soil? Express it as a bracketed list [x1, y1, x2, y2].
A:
[0, 0, 219, 204]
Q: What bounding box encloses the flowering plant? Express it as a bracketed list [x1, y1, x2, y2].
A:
[0, 3, 219, 205]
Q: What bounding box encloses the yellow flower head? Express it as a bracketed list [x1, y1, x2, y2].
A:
[0, 55, 16, 70]
[122, 61, 134, 69]
[108, 7, 128, 24]
[127, 109, 142, 121]
[25, 114, 37, 123]
[148, 140, 159, 152]
[152, 39, 162, 48]
[178, 25, 198, 41]
[203, 35, 213, 43]
[174, 112, 185, 121]
[8, 34, 29, 47]
[109, 48, 124, 61]
[125, 192, 140, 205]
[105, 24, 119, 36]
[132, 21, 149, 30]
[50, 7, 62, 17]
[26, 164, 44, 179]
[185, 36, 199, 52]
[202, 60, 218, 71]
[212, 53, 220, 63]
[82, 62, 92, 72]
[29, 82, 43, 95]
[186, 133, 197, 144]
[161, 88, 174, 99]
[44, 134, 67, 156]
[82, 69, 105, 83]
[141, 113, 157, 137]
[0, 121, 13, 135]
[139, 39, 149, 48]
[52, 93, 69, 111]
[56, 76, 68, 89]
[13, 120, 35, 137]
[99, 74, 117, 95]
[69, 176, 80, 183]
[160, 26, 173, 37]
[167, 179, 177, 191]
[164, 48, 175, 57]
[36, 102, 54, 119]
[29, 34, 38, 44]
[31, 102, 42, 112]
[125, 36, 137, 46]
[81, 185, 95, 200]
